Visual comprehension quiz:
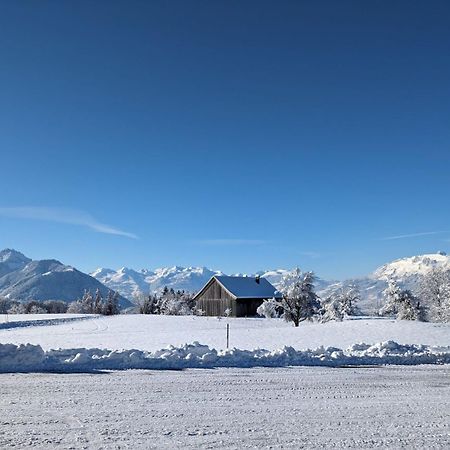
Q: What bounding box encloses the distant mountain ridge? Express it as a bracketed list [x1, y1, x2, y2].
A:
[91, 265, 334, 303]
[90, 265, 224, 300]
[0, 249, 131, 307]
[92, 252, 450, 313]
[2, 248, 449, 314]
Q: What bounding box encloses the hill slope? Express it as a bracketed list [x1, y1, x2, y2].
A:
[0, 249, 131, 307]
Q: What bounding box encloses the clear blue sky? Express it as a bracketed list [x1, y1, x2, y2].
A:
[1, 1, 450, 280]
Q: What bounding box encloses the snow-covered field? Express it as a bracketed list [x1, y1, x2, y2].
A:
[1, 366, 449, 448]
[0, 314, 449, 372]
[2, 314, 449, 351]
[1, 314, 449, 447]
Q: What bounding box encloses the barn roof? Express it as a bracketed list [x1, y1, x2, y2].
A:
[194, 275, 282, 300]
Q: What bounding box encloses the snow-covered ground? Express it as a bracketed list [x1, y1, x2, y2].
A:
[1, 314, 449, 351]
[0, 314, 93, 332]
[1, 366, 449, 448]
[1, 315, 449, 447]
[1, 315, 449, 372]
[1, 314, 89, 323]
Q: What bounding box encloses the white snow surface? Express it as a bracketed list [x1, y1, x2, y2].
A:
[2, 315, 450, 351]
[0, 315, 449, 372]
[2, 366, 449, 448]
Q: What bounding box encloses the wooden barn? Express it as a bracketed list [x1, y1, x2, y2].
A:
[193, 275, 282, 317]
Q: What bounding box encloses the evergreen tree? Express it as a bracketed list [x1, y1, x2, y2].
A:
[103, 290, 120, 315]
[81, 290, 94, 313]
[139, 294, 159, 314]
[94, 289, 103, 314]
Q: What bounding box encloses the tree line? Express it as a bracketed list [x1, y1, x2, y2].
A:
[256, 266, 450, 326]
[67, 289, 120, 315]
[0, 298, 69, 314]
[2, 266, 449, 324]
[0, 289, 121, 316]
[136, 287, 195, 315]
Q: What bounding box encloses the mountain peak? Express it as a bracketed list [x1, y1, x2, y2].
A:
[0, 249, 32, 277]
[0, 248, 30, 264]
[373, 252, 450, 281]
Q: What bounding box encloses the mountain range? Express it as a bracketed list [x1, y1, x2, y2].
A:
[0, 249, 131, 307]
[92, 252, 450, 314]
[1, 248, 449, 313]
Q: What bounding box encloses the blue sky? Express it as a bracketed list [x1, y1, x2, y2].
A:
[1, 1, 450, 279]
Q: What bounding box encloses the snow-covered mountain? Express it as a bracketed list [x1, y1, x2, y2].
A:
[321, 252, 450, 313]
[91, 266, 224, 300]
[92, 252, 450, 312]
[4, 247, 448, 312]
[0, 248, 31, 277]
[372, 252, 450, 284]
[91, 266, 332, 302]
[0, 249, 131, 307]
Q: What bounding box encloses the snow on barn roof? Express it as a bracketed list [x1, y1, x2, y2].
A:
[214, 275, 282, 299]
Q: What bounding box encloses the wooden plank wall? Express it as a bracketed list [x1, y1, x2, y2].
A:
[195, 279, 237, 316]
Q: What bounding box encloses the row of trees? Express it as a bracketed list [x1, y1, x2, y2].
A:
[379, 282, 423, 321]
[379, 267, 450, 322]
[416, 266, 450, 322]
[0, 298, 69, 314]
[257, 266, 450, 326]
[256, 269, 361, 326]
[2, 266, 449, 324]
[137, 287, 195, 316]
[0, 290, 121, 316]
[67, 289, 120, 315]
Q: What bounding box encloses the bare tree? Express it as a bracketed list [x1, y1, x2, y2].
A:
[418, 267, 450, 322]
[380, 281, 422, 321]
[321, 296, 344, 322]
[257, 298, 280, 318]
[321, 285, 361, 323]
[277, 268, 321, 327]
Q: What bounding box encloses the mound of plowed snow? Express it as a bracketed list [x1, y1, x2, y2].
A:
[1, 341, 449, 373]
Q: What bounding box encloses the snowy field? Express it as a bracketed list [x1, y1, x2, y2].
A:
[1, 315, 449, 448]
[1, 366, 449, 448]
[1, 314, 449, 372]
[1, 314, 450, 351]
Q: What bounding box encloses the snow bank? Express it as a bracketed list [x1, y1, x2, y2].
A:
[1, 341, 449, 373]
